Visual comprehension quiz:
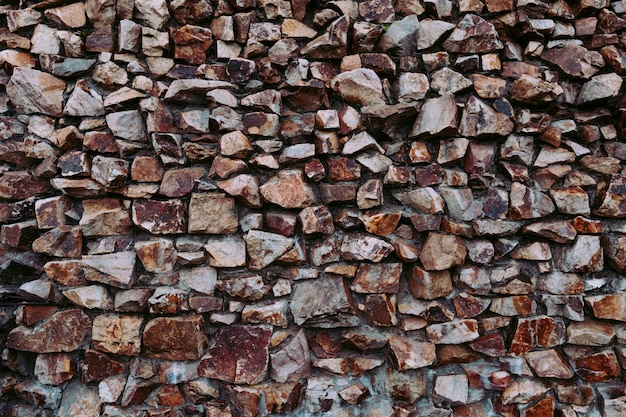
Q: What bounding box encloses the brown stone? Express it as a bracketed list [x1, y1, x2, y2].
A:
[7, 309, 91, 353]
[144, 315, 207, 360]
[171, 25, 213, 64]
[572, 350, 621, 382]
[92, 314, 143, 356]
[388, 335, 436, 370]
[198, 325, 272, 384]
[508, 316, 566, 356]
[541, 44, 604, 79]
[132, 199, 187, 234]
[260, 170, 317, 209]
[80, 198, 132, 237]
[81, 350, 125, 383]
[420, 232, 467, 271]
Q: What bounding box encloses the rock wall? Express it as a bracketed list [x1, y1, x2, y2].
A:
[2, 0, 626, 416]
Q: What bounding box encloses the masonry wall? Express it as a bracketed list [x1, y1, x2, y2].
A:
[1, 0, 626, 416]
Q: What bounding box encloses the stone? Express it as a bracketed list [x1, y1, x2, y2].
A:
[172, 25, 213, 64]
[377, 14, 419, 55]
[58, 383, 102, 417]
[554, 235, 603, 273]
[80, 199, 132, 237]
[44, 3, 86, 28]
[143, 315, 207, 360]
[410, 95, 458, 138]
[81, 251, 137, 289]
[134, 239, 177, 273]
[215, 275, 271, 300]
[433, 374, 468, 404]
[426, 319, 479, 344]
[132, 199, 187, 234]
[388, 335, 436, 370]
[459, 96, 514, 137]
[7, 309, 91, 353]
[291, 275, 359, 327]
[159, 167, 204, 198]
[541, 44, 604, 79]
[443, 14, 503, 53]
[331, 68, 386, 107]
[34, 353, 75, 385]
[431, 68, 472, 95]
[417, 19, 455, 50]
[301, 15, 349, 59]
[572, 349, 621, 382]
[393, 188, 445, 214]
[260, 170, 317, 209]
[501, 379, 550, 405]
[420, 232, 467, 271]
[244, 230, 294, 270]
[585, 293, 626, 321]
[408, 266, 452, 299]
[299, 205, 335, 235]
[198, 325, 271, 384]
[32, 226, 83, 258]
[92, 314, 143, 356]
[397, 73, 429, 103]
[7, 68, 65, 117]
[577, 73, 622, 104]
[64, 80, 105, 117]
[509, 182, 555, 220]
[63, 286, 114, 310]
[510, 75, 563, 103]
[567, 320, 616, 345]
[204, 236, 246, 267]
[351, 263, 402, 294]
[134, 0, 169, 29]
[106, 110, 147, 142]
[508, 315, 566, 356]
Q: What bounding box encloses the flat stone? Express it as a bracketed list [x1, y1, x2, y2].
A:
[144, 315, 207, 360]
[426, 319, 479, 344]
[198, 325, 271, 384]
[291, 275, 359, 328]
[585, 293, 626, 321]
[331, 68, 386, 107]
[443, 14, 503, 53]
[388, 335, 436, 370]
[81, 251, 136, 289]
[260, 170, 317, 209]
[63, 286, 114, 310]
[459, 96, 514, 137]
[132, 199, 187, 234]
[340, 232, 394, 262]
[433, 374, 469, 404]
[420, 232, 467, 271]
[410, 95, 458, 138]
[7, 309, 91, 353]
[215, 275, 271, 300]
[508, 315, 566, 356]
[541, 44, 604, 79]
[244, 230, 294, 270]
[301, 15, 349, 59]
[204, 236, 246, 267]
[135, 239, 177, 274]
[7, 68, 65, 117]
[92, 314, 143, 356]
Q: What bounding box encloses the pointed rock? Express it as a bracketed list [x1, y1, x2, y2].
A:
[7, 68, 65, 117]
[302, 15, 349, 59]
[331, 68, 386, 107]
[459, 96, 514, 137]
[260, 169, 317, 209]
[410, 95, 458, 138]
[443, 14, 503, 53]
[244, 230, 294, 270]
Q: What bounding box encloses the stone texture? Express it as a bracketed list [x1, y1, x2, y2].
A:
[143, 315, 207, 360]
[198, 325, 271, 384]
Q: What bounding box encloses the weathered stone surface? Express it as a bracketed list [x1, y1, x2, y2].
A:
[144, 315, 207, 360]
[541, 44, 604, 79]
[244, 230, 294, 270]
[443, 14, 503, 53]
[341, 232, 394, 262]
[198, 325, 271, 384]
[426, 319, 479, 344]
[260, 170, 317, 209]
[187, 193, 238, 234]
[508, 316, 565, 356]
[63, 286, 114, 310]
[291, 276, 359, 327]
[132, 199, 187, 234]
[331, 68, 386, 107]
[420, 232, 467, 271]
[7, 310, 91, 353]
[92, 314, 143, 356]
[81, 251, 136, 289]
[410, 95, 458, 138]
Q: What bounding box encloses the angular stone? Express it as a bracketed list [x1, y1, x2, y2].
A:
[134, 0, 169, 29]
[134, 239, 177, 273]
[595, 174, 626, 217]
[554, 235, 603, 273]
[6, 68, 65, 117]
[351, 263, 402, 294]
[410, 95, 458, 138]
[132, 199, 187, 234]
[459, 96, 514, 137]
[63, 286, 113, 310]
[572, 350, 621, 382]
[567, 320, 616, 345]
[397, 73, 429, 103]
[431, 68, 472, 95]
[433, 374, 468, 404]
[331, 68, 386, 107]
[106, 110, 147, 142]
[388, 335, 436, 370]
[198, 325, 271, 384]
[92, 314, 142, 356]
[204, 236, 246, 267]
[291, 275, 359, 328]
[577, 73, 622, 104]
[585, 293, 626, 321]
[81, 251, 136, 289]
[172, 25, 213, 64]
[526, 348, 575, 379]
[377, 14, 419, 55]
[541, 44, 604, 79]
[508, 316, 566, 356]
[426, 319, 479, 344]
[242, 300, 288, 327]
[32, 226, 82, 258]
[340, 232, 394, 262]
[420, 232, 467, 271]
[179, 266, 217, 295]
[301, 15, 348, 59]
[244, 230, 294, 270]
[143, 315, 207, 360]
[299, 205, 335, 235]
[58, 383, 101, 417]
[7, 309, 91, 353]
[215, 275, 270, 300]
[509, 182, 555, 220]
[408, 266, 452, 299]
[79, 198, 132, 237]
[260, 170, 317, 209]
[443, 14, 503, 53]
[417, 19, 455, 50]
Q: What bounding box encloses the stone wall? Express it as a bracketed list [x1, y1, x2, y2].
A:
[1, 0, 626, 416]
